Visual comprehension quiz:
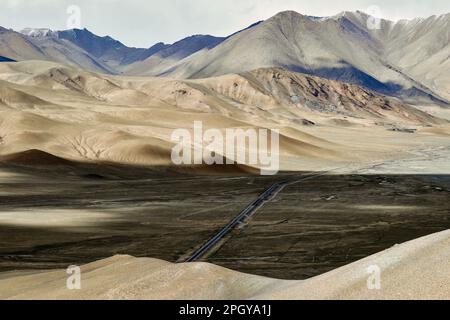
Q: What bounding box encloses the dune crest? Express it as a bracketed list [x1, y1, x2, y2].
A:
[0, 230, 448, 300]
[1, 61, 448, 173]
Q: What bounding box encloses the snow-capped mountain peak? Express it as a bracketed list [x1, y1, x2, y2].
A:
[20, 28, 56, 38]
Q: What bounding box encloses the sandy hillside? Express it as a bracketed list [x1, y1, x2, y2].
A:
[0, 230, 448, 300]
[0, 60, 449, 172]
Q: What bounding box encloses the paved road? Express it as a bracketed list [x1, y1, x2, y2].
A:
[183, 171, 333, 262]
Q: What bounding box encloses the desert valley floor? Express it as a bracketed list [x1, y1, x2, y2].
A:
[0, 145, 450, 281]
[0, 58, 449, 299]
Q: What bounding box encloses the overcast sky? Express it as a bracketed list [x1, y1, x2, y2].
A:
[3, 0, 450, 48]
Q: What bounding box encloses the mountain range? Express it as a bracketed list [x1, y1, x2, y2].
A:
[0, 10, 449, 103]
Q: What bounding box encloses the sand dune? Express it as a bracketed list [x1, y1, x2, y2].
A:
[0, 149, 74, 166]
[257, 229, 450, 300]
[0, 36, 449, 301]
[0, 85, 51, 108]
[1, 9, 449, 302]
[0, 230, 448, 300]
[0, 60, 449, 173]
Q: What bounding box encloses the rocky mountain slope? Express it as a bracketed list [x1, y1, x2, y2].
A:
[155, 11, 450, 103]
[0, 26, 226, 75]
[0, 26, 114, 73]
[1, 11, 448, 103]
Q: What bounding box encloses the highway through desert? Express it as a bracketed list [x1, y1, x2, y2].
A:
[184, 169, 348, 262]
[183, 148, 450, 264]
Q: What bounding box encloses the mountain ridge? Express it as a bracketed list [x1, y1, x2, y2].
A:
[155, 10, 449, 103]
[1, 10, 449, 103]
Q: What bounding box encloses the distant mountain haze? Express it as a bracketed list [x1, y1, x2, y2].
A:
[0, 10, 448, 102]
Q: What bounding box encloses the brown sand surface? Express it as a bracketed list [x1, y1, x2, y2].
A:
[0, 230, 448, 300]
[0, 60, 449, 300]
[1, 61, 449, 173]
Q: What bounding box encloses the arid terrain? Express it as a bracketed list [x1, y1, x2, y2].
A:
[0, 8, 450, 300]
[0, 57, 449, 299]
[1, 228, 449, 300]
[0, 161, 449, 277]
[0, 60, 449, 172]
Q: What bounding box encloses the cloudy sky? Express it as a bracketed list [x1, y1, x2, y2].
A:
[3, 0, 450, 47]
